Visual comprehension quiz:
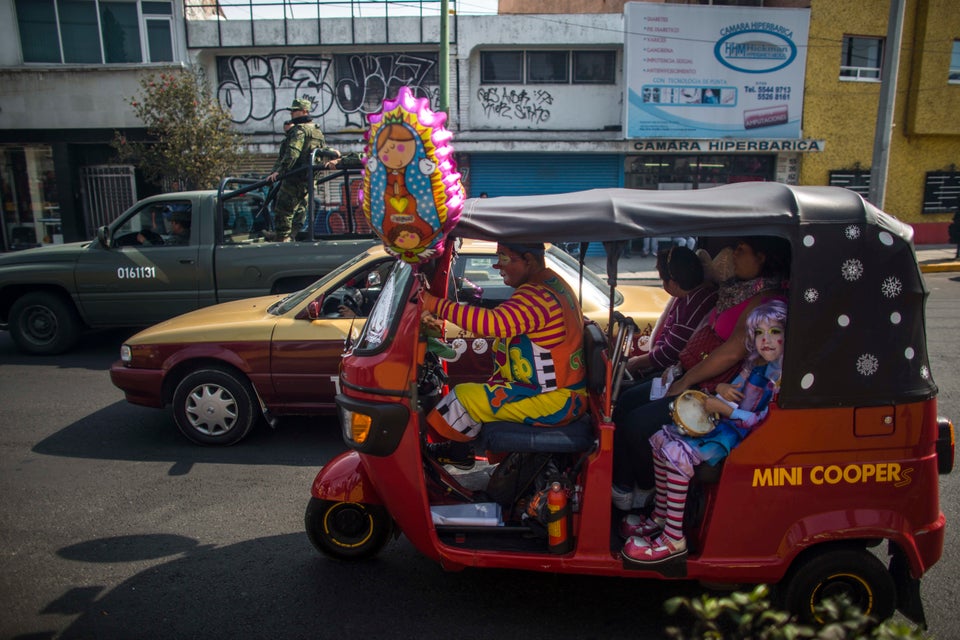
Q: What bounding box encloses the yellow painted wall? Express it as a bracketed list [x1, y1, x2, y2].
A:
[801, 0, 960, 232]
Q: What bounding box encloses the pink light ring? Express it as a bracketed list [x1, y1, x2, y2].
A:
[431, 129, 453, 147]
[444, 197, 465, 221]
[366, 110, 383, 128]
[433, 148, 454, 164]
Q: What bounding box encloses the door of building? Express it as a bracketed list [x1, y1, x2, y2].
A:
[81, 165, 138, 236]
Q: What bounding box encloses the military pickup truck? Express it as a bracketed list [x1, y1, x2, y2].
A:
[0, 171, 376, 355]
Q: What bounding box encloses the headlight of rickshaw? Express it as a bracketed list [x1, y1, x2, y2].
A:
[336, 394, 409, 456]
[341, 406, 373, 444]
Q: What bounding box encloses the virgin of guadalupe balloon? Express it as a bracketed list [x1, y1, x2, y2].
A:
[360, 86, 464, 264]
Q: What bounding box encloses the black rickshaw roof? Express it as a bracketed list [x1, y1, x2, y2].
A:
[453, 182, 912, 243]
[451, 182, 936, 410]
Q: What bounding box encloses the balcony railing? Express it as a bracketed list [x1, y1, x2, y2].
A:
[185, 0, 460, 48]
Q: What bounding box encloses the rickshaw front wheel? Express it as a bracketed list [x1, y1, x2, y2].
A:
[305, 497, 392, 560]
[779, 547, 896, 624]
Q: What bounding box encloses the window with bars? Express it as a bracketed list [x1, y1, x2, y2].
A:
[480, 50, 616, 85]
[16, 0, 175, 65]
[829, 169, 872, 199]
[922, 172, 960, 214]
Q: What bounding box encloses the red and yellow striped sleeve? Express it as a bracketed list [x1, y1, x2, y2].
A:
[429, 283, 565, 344]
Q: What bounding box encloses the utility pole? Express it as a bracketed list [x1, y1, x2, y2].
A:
[439, 0, 450, 114]
[868, 0, 906, 209]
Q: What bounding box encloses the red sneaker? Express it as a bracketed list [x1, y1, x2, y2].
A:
[621, 534, 687, 564]
[619, 513, 664, 539]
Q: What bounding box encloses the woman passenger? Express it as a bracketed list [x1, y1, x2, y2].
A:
[611, 237, 790, 510]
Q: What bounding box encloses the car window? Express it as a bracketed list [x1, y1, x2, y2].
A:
[452, 247, 622, 311]
[270, 251, 373, 315]
[222, 193, 271, 244]
[454, 255, 511, 307]
[111, 200, 193, 248]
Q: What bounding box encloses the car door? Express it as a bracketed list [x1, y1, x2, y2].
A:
[267, 257, 392, 411]
[74, 200, 201, 326]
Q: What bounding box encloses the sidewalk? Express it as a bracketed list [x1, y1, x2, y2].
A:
[584, 244, 960, 283]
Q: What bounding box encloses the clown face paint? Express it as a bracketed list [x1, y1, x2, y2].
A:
[754, 320, 785, 364]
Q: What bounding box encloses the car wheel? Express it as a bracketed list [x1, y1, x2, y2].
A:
[780, 547, 896, 624]
[304, 497, 392, 560]
[9, 291, 81, 355]
[172, 367, 258, 446]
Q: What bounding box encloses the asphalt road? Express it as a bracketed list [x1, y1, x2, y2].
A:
[1, 271, 958, 640]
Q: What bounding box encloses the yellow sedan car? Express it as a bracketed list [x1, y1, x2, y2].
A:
[110, 240, 669, 445]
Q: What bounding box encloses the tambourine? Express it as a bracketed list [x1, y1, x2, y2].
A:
[670, 390, 718, 437]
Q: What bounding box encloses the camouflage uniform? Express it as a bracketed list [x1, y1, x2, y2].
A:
[272, 120, 329, 241]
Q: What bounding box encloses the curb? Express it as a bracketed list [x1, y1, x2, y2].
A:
[920, 262, 960, 273]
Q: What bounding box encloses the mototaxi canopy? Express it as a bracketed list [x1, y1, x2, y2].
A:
[449, 182, 936, 410]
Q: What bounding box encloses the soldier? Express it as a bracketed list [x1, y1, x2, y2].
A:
[267, 98, 341, 242]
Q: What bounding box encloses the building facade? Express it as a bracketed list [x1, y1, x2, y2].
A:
[1, 0, 956, 251]
[0, 0, 190, 251]
[800, 0, 959, 243]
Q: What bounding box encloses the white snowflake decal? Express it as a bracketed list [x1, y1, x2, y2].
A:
[856, 353, 879, 376]
[841, 259, 864, 281]
[921, 365, 930, 380]
[881, 276, 902, 298]
[803, 288, 819, 303]
[844, 225, 861, 240]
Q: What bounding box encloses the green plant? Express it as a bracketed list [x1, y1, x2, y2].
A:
[664, 585, 929, 640]
[113, 66, 244, 190]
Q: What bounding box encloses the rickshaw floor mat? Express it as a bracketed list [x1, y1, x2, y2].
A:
[436, 525, 552, 552]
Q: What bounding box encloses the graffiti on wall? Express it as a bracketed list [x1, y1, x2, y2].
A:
[217, 54, 439, 132]
[476, 87, 553, 124]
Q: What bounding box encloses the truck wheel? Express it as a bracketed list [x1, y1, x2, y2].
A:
[9, 291, 81, 355]
[780, 547, 896, 623]
[172, 367, 258, 446]
[304, 497, 391, 560]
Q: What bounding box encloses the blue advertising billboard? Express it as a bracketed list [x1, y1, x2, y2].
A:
[624, 3, 811, 139]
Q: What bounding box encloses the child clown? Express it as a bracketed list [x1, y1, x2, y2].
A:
[621, 299, 787, 564]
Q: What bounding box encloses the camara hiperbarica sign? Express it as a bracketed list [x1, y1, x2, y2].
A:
[624, 3, 810, 139]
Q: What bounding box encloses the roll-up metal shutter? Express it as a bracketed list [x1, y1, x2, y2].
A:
[468, 153, 623, 198]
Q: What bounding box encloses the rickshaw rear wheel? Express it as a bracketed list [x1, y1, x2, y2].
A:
[779, 547, 896, 624]
[305, 498, 391, 560]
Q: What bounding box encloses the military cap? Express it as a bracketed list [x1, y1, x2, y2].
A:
[286, 98, 313, 112]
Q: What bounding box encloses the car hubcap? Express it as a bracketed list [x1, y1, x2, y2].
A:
[22, 305, 57, 344]
[184, 384, 237, 437]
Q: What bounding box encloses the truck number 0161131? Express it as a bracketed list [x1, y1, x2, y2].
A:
[117, 266, 157, 279]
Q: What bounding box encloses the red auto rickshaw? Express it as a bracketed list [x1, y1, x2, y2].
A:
[305, 183, 955, 624]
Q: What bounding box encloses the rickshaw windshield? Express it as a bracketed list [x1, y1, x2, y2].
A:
[352, 259, 413, 353]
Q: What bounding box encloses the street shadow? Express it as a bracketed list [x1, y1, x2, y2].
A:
[35, 533, 698, 640]
[0, 328, 141, 372]
[32, 401, 347, 471]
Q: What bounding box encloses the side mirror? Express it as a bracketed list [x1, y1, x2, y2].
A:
[97, 225, 110, 248]
[307, 300, 322, 320]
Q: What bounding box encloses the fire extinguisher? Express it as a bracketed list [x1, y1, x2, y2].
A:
[547, 481, 571, 554]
